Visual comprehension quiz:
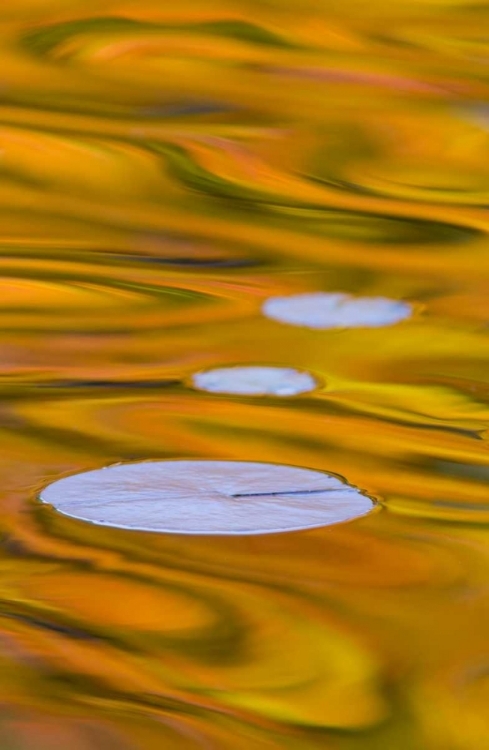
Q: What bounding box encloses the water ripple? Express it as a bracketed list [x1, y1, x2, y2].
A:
[0, 1, 488, 747]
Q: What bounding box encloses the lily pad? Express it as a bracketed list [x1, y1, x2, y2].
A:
[262, 292, 412, 329]
[191, 365, 318, 396]
[39, 460, 374, 535]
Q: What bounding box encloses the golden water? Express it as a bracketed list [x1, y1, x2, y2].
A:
[1, 0, 489, 747]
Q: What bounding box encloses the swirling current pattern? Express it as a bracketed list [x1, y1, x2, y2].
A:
[0, 0, 489, 749]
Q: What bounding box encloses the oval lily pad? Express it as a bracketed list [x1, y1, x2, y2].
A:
[191, 365, 318, 396]
[262, 292, 412, 329]
[39, 460, 375, 535]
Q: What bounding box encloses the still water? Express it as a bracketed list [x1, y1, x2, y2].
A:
[1, 0, 489, 747]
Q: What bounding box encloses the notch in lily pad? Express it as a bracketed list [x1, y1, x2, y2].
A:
[262, 292, 412, 329]
[191, 365, 318, 397]
[39, 460, 375, 535]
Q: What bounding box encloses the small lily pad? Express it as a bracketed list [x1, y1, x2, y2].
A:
[262, 292, 412, 329]
[191, 365, 318, 396]
[39, 460, 375, 535]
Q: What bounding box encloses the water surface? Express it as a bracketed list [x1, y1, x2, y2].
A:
[1, 0, 489, 748]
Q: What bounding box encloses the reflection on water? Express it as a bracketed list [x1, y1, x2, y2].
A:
[1, 0, 489, 747]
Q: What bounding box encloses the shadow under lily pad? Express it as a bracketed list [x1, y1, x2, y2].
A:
[39, 460, 375, 535]
[262, 292, 412, 329]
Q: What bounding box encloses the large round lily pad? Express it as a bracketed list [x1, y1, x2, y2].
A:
[39, 460, 375, 535]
